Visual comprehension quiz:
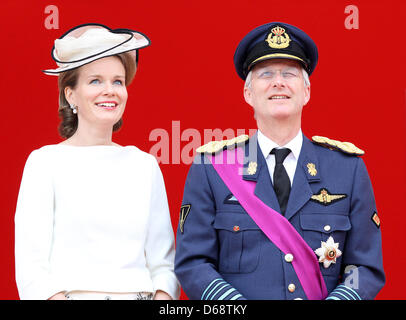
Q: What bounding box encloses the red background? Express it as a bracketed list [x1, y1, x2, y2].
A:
[0, 0, 405, 300]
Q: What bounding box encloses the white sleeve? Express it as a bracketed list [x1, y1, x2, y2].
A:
[14, 150, 62, 300]
[144, 158, 180, 300]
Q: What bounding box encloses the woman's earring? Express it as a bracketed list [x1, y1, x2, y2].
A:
[70, 103, 78, 114]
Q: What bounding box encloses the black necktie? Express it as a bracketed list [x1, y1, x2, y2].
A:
[270, 148, 291, 215]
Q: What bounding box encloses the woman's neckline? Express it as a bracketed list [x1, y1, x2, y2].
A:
[52, 143, 127, 148]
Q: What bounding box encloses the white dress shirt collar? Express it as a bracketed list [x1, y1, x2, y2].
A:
[257, 129, 303, 160]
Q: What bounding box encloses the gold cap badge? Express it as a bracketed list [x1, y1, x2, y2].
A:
[266, 26, 291, 49]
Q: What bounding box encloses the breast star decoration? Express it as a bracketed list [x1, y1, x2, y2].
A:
[314, 236, 342, 268]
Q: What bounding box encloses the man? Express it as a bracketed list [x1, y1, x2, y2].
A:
[174, 22, 385, 300]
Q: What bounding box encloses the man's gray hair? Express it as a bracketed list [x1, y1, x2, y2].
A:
[244, 67, 310, 88]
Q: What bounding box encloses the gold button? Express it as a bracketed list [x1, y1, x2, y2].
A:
[324, 225, 331, 232]
[288, 284, 296, 293]
[233, 226, 240, 232]
[284, 253, 294, 263]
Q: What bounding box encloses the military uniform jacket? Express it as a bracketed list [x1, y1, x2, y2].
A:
[174, 133, 385, 300]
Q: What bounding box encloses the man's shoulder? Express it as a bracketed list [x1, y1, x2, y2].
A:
[196, 134, 250, 155]
[307, 135, 368, 179]
[309, 135, 365, 160]
[310, 135, 364, 156]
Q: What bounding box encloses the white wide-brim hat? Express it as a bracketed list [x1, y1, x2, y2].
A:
[43, 23, 151, 75]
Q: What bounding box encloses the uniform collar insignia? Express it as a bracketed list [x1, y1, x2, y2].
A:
[247, 161, 257, 175]
[300, 137, 321, 183]
[242, 134, 262, 181]
[306, 163, 317, 176]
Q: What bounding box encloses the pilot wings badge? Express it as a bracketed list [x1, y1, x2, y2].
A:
[310, 188, 347, 206]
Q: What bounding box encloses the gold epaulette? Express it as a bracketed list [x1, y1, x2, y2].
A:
[196, 134, 249, 154]
[312, 135, 364, 156]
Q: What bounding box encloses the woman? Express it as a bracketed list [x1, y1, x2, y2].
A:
[14, 23, 180, 300]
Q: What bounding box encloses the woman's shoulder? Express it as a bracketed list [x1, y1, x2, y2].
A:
[25, 144, 158, 166]
[21, 145, 63, 173]
[122, 145, 157, 163]
[26, 144, 62, 158]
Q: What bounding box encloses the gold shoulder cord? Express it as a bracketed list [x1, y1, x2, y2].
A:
[312, 136, 364, 156]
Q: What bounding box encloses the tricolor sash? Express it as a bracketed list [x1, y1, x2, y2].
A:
[210, 147, 328, 300]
